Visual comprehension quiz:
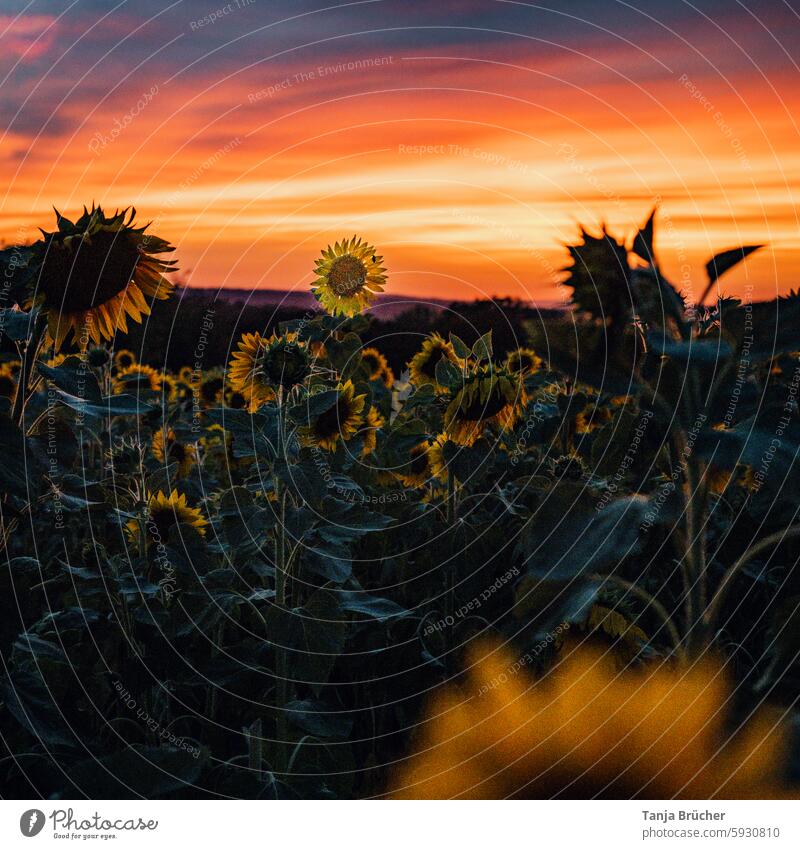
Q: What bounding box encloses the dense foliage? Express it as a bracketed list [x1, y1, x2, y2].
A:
[1, 206, 800, 798]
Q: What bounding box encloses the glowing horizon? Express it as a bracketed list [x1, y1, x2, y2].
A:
[1, 1, 798, 304]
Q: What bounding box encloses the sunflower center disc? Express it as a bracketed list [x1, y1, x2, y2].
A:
[328, 255, 367, 296]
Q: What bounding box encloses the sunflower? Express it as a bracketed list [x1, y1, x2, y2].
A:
[0, 363, 17, 402]
[361, 347, 394, 388]
[392, 642, 793, 799]
[395, 438, 449, 488]
[302, 380, 365, 451]
[126, 490, 207, 544]
[444, 368, 525, 446]
[27, 206, 176, 351]
[360, 405, 385, 457]
[224, 387, 248, 409]
[178, 365, 194, 383]
[161, 373, 179, 403]
[152, 427, 197, 477]
[504, 347, 542, 376]
[198, 369, 225, 408]
[409, 333, 462, 394]
[114, 348, 137, 370]
[113, 363, 162, 394]
[312, 236, 386, 317]
[574, 402, 612, 434]
[228, 331, 307, 412]
[426, 434, 451, 484]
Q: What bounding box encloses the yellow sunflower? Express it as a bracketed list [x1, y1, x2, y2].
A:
[574, 403, 612, 434]
[178, 365, 194, 383]
[392, 642, 793, 799]
[126, 490, 208, 544]
[395, 438, 449, 488]
[360, 405, 385, 457]
[0, 363, 17, 402]
[27, 206, 176, 351]
[161, 373, 179, 404]
[228, 331, 307, 412]
[312, 236, 386, 317]
[113, 363, 162, 394]
[152, 427, 197, 478]
[409, 333, 462, 394]
[504, 347, 542, 376]
[302, 380, 365, 451]
[426, 433, 451, 484]
[444, 368, 525, 446]
[114, 348, 137, 370]
[361, 346, 394, 388]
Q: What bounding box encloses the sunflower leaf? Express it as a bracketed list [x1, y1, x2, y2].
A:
[449, 333, 472, 360]
[472, 331, 493, 361]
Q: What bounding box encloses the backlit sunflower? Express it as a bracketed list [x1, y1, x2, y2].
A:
[392, 642, 793, 799]
[504, 347, 542, 375]
[409, 333, 462, 394]
[312, 236, 386, 317]
[444, 368, 525, 446]
[360, 405, 385, 457]
[27, 206, 176, 351]
[126, 490, 208, 544]
[228, 331, 308, 412]
[113, 363, 162, 394]
[114, 349, 137, 370]
[302, 380, 365, 451]
[152, 427, 197, 477]
[574, 402, 612, 434]
[0, 363, 17, 402]
[361, 346, 394, 388]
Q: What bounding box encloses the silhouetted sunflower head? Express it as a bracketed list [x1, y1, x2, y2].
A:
[126, 490, 207, 544]
[0, 363, 17, 402]
[113, 363, 162, 394]
[563, 226, 631, 323]
[393, 643, 793, 799]
[302, 379, 366, 451]
[360, 405, 385, 457]
[504, 347, 542, 375]
[152, 427, 196, 478]
[361, 346, 394, 388]
[27, 206, 177, 350]
[312, 236, 386, 317]
[444, 367, 525, 446]
[114, 348, 137, 370]
[409, 333, 461, 394]
[228, 331, 307, 411]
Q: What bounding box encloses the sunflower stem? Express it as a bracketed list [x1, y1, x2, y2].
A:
[444, 466, 456, 674]
[12, 312, 46, 428]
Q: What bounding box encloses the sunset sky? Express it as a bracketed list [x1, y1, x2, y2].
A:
[1, 0, 798, 304]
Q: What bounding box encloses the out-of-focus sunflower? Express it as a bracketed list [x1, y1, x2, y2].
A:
[224, 387, 248, 409]
[444, 368, 525, 446]
[87, 345, 110, 368]
[360, 405, 385, 457]
[574, 403, 612, 435]
[361, 346, 394, 388]
[504, 347, 542, 376]
[395, 438, 449, 488]
[152, 427, 197, 477]
[228, 331, 307, 412]
[0, 363, 17, 402]
[114, 348, 137, 370]
[126, 490, 207, 544]
[113, 363, 162, 394]
[198, 369, 225, 408]
[27, 206, 176, 351]
[409, 333, 462, 394]
[312, 236, 386, 317]
[302, 379, 365, 451]
[392, 642, 794, 799]
[178, 365, 194, 383]
[161, 373, 179, 403]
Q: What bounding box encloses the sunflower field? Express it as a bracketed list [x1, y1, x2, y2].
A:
[2, 205, 800, 799]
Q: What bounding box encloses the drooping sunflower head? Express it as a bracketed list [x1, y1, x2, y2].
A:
[504, 347, 542, 376]
[227, 331, 307, 412]
[28, 206, 177, 351]
[126, 490, 208, 544]
[360, 405, 385, 457]
[114, 348, 137, 370]
[113, 363, 162, 394]
[392, 642, 792, 799]
[409, 333, 461, 394]
[152, 427, 197, 478]
[302, 379, 366, 452]
[0, 363, 17, 401]
[444, 367, 525, 446]
[361, 346, 394, 388]
[312, 236, 386, 317]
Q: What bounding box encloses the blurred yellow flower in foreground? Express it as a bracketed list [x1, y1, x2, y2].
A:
[392, 643, 794, 799]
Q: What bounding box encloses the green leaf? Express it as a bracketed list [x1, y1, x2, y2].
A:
[285, 699, 353, 739]
[648, 334, 732, 363]
[449, 332, 472, 360]
[0, 307, 39, 342]
[37, 357, 101, 400]
[337, 590, 407, 619]
[472, 331, 493, 361]
[435, 357, 461, 389]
